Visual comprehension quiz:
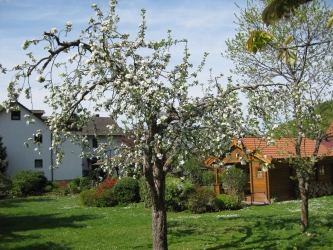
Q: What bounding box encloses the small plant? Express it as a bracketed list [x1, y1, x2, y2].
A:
[11, 170, 48, 196]
[188, 186, 218, 214]
[69, 177, 81, 194]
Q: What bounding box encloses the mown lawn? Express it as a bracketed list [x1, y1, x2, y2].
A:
[0, 195, 332, 249]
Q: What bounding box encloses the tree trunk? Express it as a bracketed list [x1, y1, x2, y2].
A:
[151, 200, 168, 250]
[297, 172, 309, 230]
[144, 159, 168, 249]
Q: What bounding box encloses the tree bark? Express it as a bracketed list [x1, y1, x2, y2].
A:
[297, 171, 309, 230]
[144, 152, 168, 249]
[151, 200, 168, 250]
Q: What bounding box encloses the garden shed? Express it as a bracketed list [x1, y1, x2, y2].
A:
[205, 137, 333, 204]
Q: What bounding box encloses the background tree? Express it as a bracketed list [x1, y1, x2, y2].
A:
[0, 135, 8, 174]
[224, 0, 333, 229]
[221, 166, 248, 202]
[1, 1, 249, 248]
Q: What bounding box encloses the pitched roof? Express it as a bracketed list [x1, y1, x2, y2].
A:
[205, 137, 333, 167]
[82, 116, 123, 136]
[0, 101, 46, 122]
[236, 137, 333, 161]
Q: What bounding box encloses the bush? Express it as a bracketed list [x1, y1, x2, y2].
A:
[188, 186, 218, 214]
[95, 177, 118, 196]
[80, 189, 98, 207]
[113, 177, 140, 205]
[11, 170, 48, 196]
[216, 194, 242, 210]
[80, 177, 94, 191]
[79, 177, 118, 207]
[165, 177, 194, 212]
[0, 173, 12, 194]
[139, 177, 152, 208]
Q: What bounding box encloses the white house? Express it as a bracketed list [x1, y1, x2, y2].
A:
[0, 102, 123, 181]
[81, 115, 124, 172]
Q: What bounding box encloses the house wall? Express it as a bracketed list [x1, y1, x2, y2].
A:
[249, 159, 269, 202]
[268, 163, 295, 201]
[82, 135, 123, 171]
[52, 134, 83, 181]
[316, 159, 333, 183]
[0, 106, 53, 179]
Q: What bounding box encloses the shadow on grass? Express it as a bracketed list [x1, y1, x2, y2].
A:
[2, 241, 73, 250]
[0, 196, 61, 208]
[0, 213, 97, 247]
[168, 212, 333, 249]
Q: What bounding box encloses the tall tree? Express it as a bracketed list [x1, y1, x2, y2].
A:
[0, 135, 8, 174]
[224, 0, 333, 229]
[1, 1, 250, 248]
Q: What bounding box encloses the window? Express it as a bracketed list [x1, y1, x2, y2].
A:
[257, 168, 262, 178]
[92, 138, 98, 148]
[318, 165, 325, 175]
[34, 134, 43, 143]
[11, 111, 21, 120]
[35, 159, 43, 168]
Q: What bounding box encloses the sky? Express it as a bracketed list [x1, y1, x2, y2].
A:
[1, 0, 333, 116]
[0, 0, 250, 116]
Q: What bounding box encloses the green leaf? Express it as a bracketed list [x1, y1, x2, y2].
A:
[326, 16, 333, 29]
[245, 30, 274, 54]
[284, 35, 293, 45]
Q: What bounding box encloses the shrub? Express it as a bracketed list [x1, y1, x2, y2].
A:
[11, 170, 48, 196]
[139, 177, 152, 208]
[188, 186, 218, 214]
[80, 177, 93, 191]
[94, 187, 117, 207]
[45, 185, 53, 192]
[80, 189, 98, 207]
[113, 177, 140, 205]
[0, 172, 12, 194]
[221, 166, 248, 201]
[80, 177, 118, 207]
[80, 188, 117, 207]
[95, 177, 118, 196]
[216, 194, 242, 210]
[165, 177, 194, 212]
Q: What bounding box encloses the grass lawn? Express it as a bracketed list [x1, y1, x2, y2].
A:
[0, 195, 333, 249]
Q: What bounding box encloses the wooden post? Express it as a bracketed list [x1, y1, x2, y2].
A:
[214, 168, 221, 195]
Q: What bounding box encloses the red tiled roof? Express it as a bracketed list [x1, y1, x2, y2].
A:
[237, 137, 333, 160]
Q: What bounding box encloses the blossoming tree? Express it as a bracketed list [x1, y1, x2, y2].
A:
[224, 0, 333, 229]
[1, 1, 250, 248]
